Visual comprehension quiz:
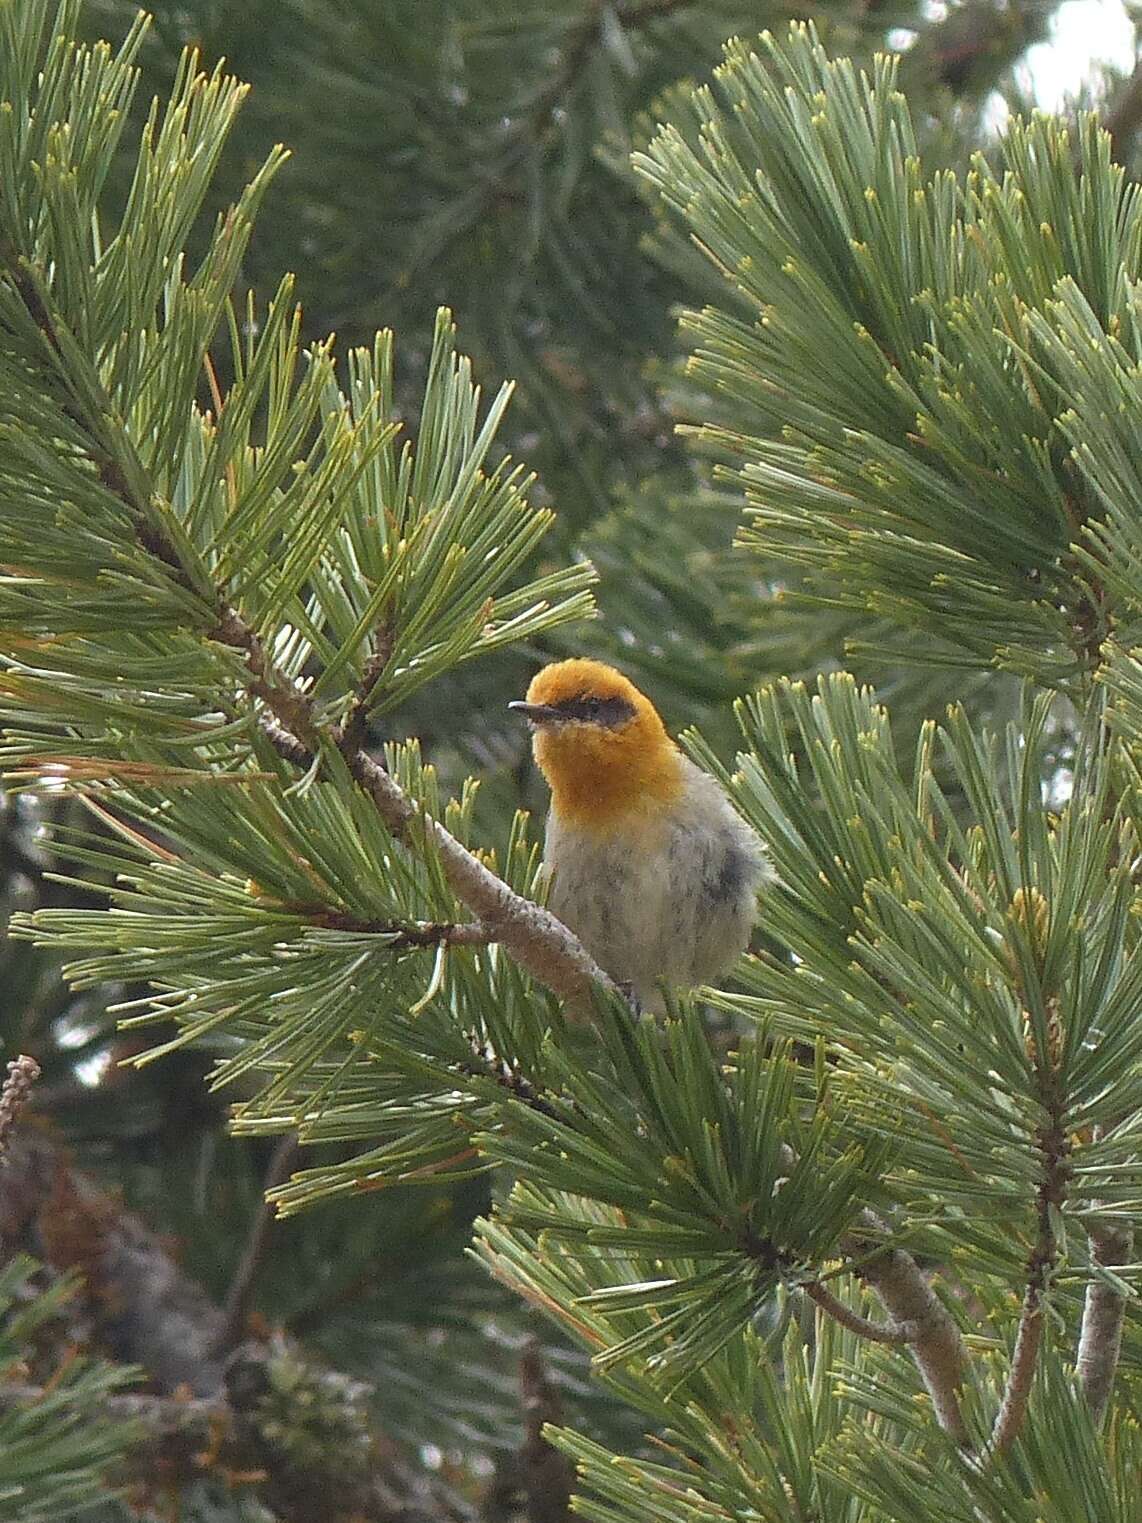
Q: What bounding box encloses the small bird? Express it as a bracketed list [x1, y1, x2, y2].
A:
[510, 658, 769, 1009]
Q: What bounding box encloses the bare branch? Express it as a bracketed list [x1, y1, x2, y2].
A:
[984, 1050, 1072, 1458]
[1076, 1117, 1132, 1426]
[351, 746, 609, 1002]
[211, 607, 322, 752]
[988, 1284, 1044, 1457]
[1076, 1221, 1133, 1426]
[785, 1142, 969, 1443]
[856, 1232, 970, 1444]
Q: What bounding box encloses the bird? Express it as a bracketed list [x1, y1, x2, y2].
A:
[510, 658, 769, 1009]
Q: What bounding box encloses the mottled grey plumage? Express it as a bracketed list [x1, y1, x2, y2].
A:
[542, 755, 769, 1009]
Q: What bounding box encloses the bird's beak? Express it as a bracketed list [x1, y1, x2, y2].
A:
[508, 700, 563, 725]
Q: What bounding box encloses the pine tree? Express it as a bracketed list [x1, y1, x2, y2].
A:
[3, 1, 1142, 1520]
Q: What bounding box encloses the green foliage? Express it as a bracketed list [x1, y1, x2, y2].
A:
[477, 1000, 892, 1378]
[502, 1294, 926, 1523]
[698, 671, 1142, 1276]
[636, 25, 1142, 686]
[0, 0, 591, 783]
[27, 752, 561, 1202]
[831, 1347, 1142, 1523]
[84, 0, 1004, 517]
[0, 0, 591, 1215]
[4, 2, 1142, 1520]
[0, 1258, 138, 1521]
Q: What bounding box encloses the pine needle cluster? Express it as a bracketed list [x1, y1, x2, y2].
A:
[2, 2, 1142, 1519]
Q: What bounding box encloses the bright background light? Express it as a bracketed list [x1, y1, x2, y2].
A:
[1023, 0, 1136, 106]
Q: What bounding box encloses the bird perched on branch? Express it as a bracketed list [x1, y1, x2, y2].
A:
[510, 659, 769, 1009]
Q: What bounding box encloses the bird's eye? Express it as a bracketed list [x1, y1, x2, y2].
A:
[584, 696, 601, 714]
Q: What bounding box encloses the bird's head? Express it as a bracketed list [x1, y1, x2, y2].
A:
[510, 659, 681, 828]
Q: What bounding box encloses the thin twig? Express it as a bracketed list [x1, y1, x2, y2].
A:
[0, 1056, 41, 1163]
[987, 1282, 1044, 1457]
[459, 1047, 563, 1120]
[803, 1280, 916, 1345]
[984, 1045, 1072, 1457]
[340, 611, 396, 755]
[394, 920, 492, 947]
[216, 1133, 301, 1353]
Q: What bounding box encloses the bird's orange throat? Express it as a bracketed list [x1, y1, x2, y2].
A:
[534, 720, 685, 832]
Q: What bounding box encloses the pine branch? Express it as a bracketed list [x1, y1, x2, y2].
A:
[707, 675, 1142, 1458]
[211, 607, 323, 752]
[9, 13, 1142, 1507]
[350, 748, 606, 1003]
[255, 717, 611, 1006]
[0, 247, 141, 511]
[1074, 1046, 1132, 1427]
[854, 1232, 970, 1444]
[0, 1129, 472, 1522]
[2, 247, 612, 1009]
[790, 1145, 970, 1441]
[802, 1280, 916, 1346]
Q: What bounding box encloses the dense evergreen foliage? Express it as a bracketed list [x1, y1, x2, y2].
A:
[2, 2, 1142, 1519]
